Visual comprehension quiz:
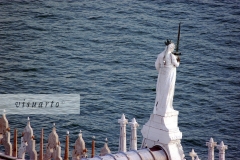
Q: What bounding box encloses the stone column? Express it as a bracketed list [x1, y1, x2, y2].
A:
[217, 141, 228, 160]
[206, 137, 217, 160]
[118, 114, 128, 152]
[129, 118, 139, 150]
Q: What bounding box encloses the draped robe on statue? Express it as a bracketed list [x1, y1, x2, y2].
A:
[153, 46, 180, 116]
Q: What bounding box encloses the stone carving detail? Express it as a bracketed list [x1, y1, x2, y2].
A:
[44, 123, 62, 160]
[18, 117, 37, 160]
[72, 130, 88, 160]
[0, 111, 12, 156]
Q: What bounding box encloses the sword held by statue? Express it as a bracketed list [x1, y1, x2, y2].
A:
[172, 22, 182, 56]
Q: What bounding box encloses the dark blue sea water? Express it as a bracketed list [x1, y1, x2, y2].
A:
[0, 0, 239, 159]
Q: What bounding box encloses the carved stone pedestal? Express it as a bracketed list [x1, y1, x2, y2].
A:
[141, 109, 185, 160]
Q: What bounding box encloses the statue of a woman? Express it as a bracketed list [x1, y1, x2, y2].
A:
[153, 40, 180, 116]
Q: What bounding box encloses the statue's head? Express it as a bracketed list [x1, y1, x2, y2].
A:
[164, 39, 175, 53]
[165, 39, 172, 46]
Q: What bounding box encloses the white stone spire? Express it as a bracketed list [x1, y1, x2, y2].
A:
[217, 141, 228, 160]
[118, 114, 128, 152]
[100, 138, 111, 156]
[72, 130, 87, 159]
[129, 118, 139, 150]
[206, 137, 217, 160]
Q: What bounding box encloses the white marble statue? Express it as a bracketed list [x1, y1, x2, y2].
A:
[153, 41, 180, 116]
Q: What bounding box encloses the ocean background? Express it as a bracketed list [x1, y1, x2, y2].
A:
[0, 0, 239, 159]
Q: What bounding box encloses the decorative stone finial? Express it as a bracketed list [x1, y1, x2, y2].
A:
[92, 136, 95, 140]
[118, 114, 128, 152]
[66, 131, 69, 135]
[44, 124, 61, 160]
[0, 110, 12, 156]
[27, 117, 31, 126]
[129, 118, 139, 150]
[18, 116, 37, 159]
[189, 149, 197, 160]
[217, 141, 228, 151]
[206, 137, 217, 160]
[121, 114, 126, 120]
[217, 141, 228, 160]
[52, 123, 56, 132]
[132, 118, 136, 123]
[3, 109, 6, 115]
[100, 138, 111, 156]
[72, 130, 87, 159]
[118, 114, 128, 125]
[79, 130, 82, 137]
[129, 118, 139, 127]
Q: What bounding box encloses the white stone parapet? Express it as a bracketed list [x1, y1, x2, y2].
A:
[118, 114, 128, 152]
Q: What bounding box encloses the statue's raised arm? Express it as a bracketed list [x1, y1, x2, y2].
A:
[154, 40, 180, 116]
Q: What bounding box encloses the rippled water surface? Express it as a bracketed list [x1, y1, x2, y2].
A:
[0, 0, 239, 159]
